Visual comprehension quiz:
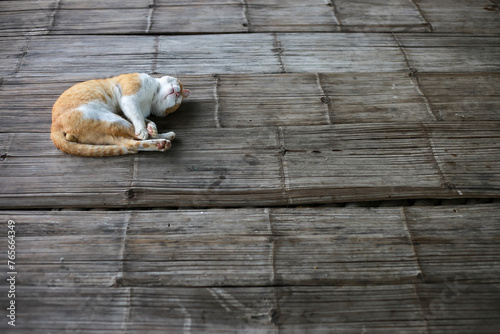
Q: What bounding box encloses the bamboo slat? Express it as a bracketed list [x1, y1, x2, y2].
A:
[246, 0, 340, 32]
[414, 0, 500, 34]
[334, 0, 430, 32]
[3, 284, 498, 333]
[156, 34, 281, 75]
[406, 205, 500, 283]
[0, 0, 55, 36]
[418, 73, 500, 122]
[217, 73, 330, 127]
[396, 34, 500, 73]
[319, 72, 436, 123]
[1, 123, 498, 208]
[2, 205, 499, 287]
[278, 33, 408, 73]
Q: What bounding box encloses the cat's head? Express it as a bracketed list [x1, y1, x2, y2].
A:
[154, 76, 190, 116]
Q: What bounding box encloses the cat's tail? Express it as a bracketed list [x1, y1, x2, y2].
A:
[51, 130, 134, 157]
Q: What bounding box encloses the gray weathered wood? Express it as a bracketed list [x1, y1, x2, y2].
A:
[417, 73, 500, 122]
[334, 0, 430, 32]
[218, 73, 330, 127]
[1, 123, 498, 208]
[319, 72, 436, 123]
[406, 204, 500, 283]
[156, 34, 281, 75]
[396, 34, 500, 73]
[246, 0, 340, 32]
[278, 33, 409, 73]
[0, 0, 56, 36]
[414, 0, 500, 34]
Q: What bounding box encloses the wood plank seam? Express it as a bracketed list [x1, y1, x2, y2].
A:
[265, 208, 277, 284]
[46, 0, 62, 35]
[402, 207, 426, 283]
[145, 0, 156, 34]
[316, 73, 333, 125]
[410, 283, 431, 333]
[2, 133, 14, 162]
[241, 0, 251, 32]
[113, 212, 132, 288]
[213, 74, 222, 128]
[421, 124, 462, 197]
[273, 33, 286, 73]
[328, 0, 343, 26]
[150, 35, 160, 74]
[409, 0, 434, 32]
[277, 127, 292, 204]
[392, 33, 440, 121]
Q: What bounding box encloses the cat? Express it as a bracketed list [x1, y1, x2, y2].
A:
[51, 73, 190, 157]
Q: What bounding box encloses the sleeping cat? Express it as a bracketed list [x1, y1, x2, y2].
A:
[51, 73, 190, 157]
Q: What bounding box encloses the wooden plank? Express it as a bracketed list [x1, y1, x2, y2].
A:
[278, 285, 426, 333]
[0, 129, 284, 208]
[17, 35, 156, 78]
[0, 74, 216, 133]
[3, 284, 498, 333]
[415, 283, 500, 333]
[396, 34, 500, 73]
[123, 209, 274, 286]
[278, 33, 408, 73]
[0, 0, 56, 36]
[151, 4, 248, 34]
[0, 286, 129, 333]
[1, 123, 498, 208]
[52, 8, 150, 34]
[414, 0, 500, 34]
[406, 204, 500, 283]
[281, 123, 449, 204]
[217, 73, 330, 127]
[156, 34, 281, 74]
[246, 0, 340, 32]
[426, 122, 500, 197]
[130, 127, 284, 207]
[319, 72, 436, 123]
[0, 211, 127, 287]
[417, 73, 500, 122]
[271, 207, 421, 285]
[0, 36, 30, 76]
[334, 0, 430, 32]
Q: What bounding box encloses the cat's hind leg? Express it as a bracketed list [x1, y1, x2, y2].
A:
[155, 131, 176, 140]
[112, 137, 172, 153]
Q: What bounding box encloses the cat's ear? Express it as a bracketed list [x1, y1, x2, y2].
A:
[182, 89, 191, 97]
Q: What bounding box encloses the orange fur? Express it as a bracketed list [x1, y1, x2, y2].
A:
[51, 73, 189, 157]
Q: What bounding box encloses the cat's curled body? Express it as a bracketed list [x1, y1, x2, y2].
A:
[51, 73, 190, 157]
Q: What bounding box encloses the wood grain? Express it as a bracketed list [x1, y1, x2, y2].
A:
[414, 0, 500, 34]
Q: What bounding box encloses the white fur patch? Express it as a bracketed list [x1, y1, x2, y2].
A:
[79, 102, 132, 128]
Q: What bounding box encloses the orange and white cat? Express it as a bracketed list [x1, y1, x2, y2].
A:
[51, 73, 190, 157]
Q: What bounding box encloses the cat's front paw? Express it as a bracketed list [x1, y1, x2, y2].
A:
[147, 122, 158, 138]
[135, 128, 149, 140]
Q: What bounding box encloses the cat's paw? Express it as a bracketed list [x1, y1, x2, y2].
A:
[135, 128, 149, 140]
[157, 131, 175, 141]
[155, 139, 171, 152]
[147, 122, 158, 138]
